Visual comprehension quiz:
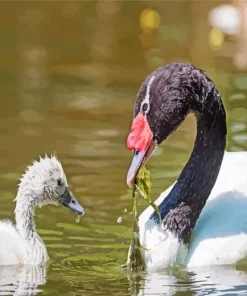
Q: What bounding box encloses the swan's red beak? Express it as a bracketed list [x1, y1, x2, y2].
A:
[126, 113, 156, 187]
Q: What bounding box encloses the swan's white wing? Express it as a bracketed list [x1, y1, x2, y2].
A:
[0, 221, 24, 265]
[187, 151, 247, 266]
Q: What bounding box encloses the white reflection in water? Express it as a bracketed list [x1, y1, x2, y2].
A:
[0, 264, 46, 296]
[127, 266, 247, 295]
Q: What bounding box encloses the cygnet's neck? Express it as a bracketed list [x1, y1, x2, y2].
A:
[15, 187, 37, 241]
[14, 185, 48, 264]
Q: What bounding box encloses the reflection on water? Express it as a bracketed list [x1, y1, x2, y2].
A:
[136, 266, 247, 295]
[2, 263, 247, 296]
[0, 265, 46, 296]
[0, 0, 247, 295]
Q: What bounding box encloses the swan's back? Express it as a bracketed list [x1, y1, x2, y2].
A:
[0, 221, 24, 265]
[207, 151, 247, 200]
[187, 151, 247, 266]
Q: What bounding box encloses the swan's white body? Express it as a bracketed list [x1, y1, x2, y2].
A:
[0, 156, 81, 266]
[138, 151, 247, 270]
[0, 220, 49, 266]
[0, 221, 26, 265]
[1, 222, 26, 265]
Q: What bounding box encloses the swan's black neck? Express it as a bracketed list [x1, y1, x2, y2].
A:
[151, 87, 227, 244]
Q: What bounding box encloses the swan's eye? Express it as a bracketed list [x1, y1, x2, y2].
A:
[141, 103, 148, 113]
[57, 179, 63, 186]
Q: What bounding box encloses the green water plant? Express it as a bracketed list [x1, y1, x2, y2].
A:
[124, 165, 161, 271]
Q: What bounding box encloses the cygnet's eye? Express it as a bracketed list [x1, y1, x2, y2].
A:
[57, 178, 63, 186]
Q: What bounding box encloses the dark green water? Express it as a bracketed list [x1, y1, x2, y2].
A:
[0, 1, 247, 295]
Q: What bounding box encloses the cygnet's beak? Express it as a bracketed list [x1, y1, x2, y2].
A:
[58, 187, 85, 216]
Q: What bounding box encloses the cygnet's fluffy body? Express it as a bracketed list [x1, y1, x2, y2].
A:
[0, 156, 84, 266]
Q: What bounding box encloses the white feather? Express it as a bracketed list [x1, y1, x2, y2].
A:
[0, 221, 25, 265]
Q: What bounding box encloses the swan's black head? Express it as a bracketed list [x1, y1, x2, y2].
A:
[126, 62, 216, 187]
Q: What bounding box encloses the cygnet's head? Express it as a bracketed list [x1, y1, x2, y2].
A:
[17, 155, 84, 216]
